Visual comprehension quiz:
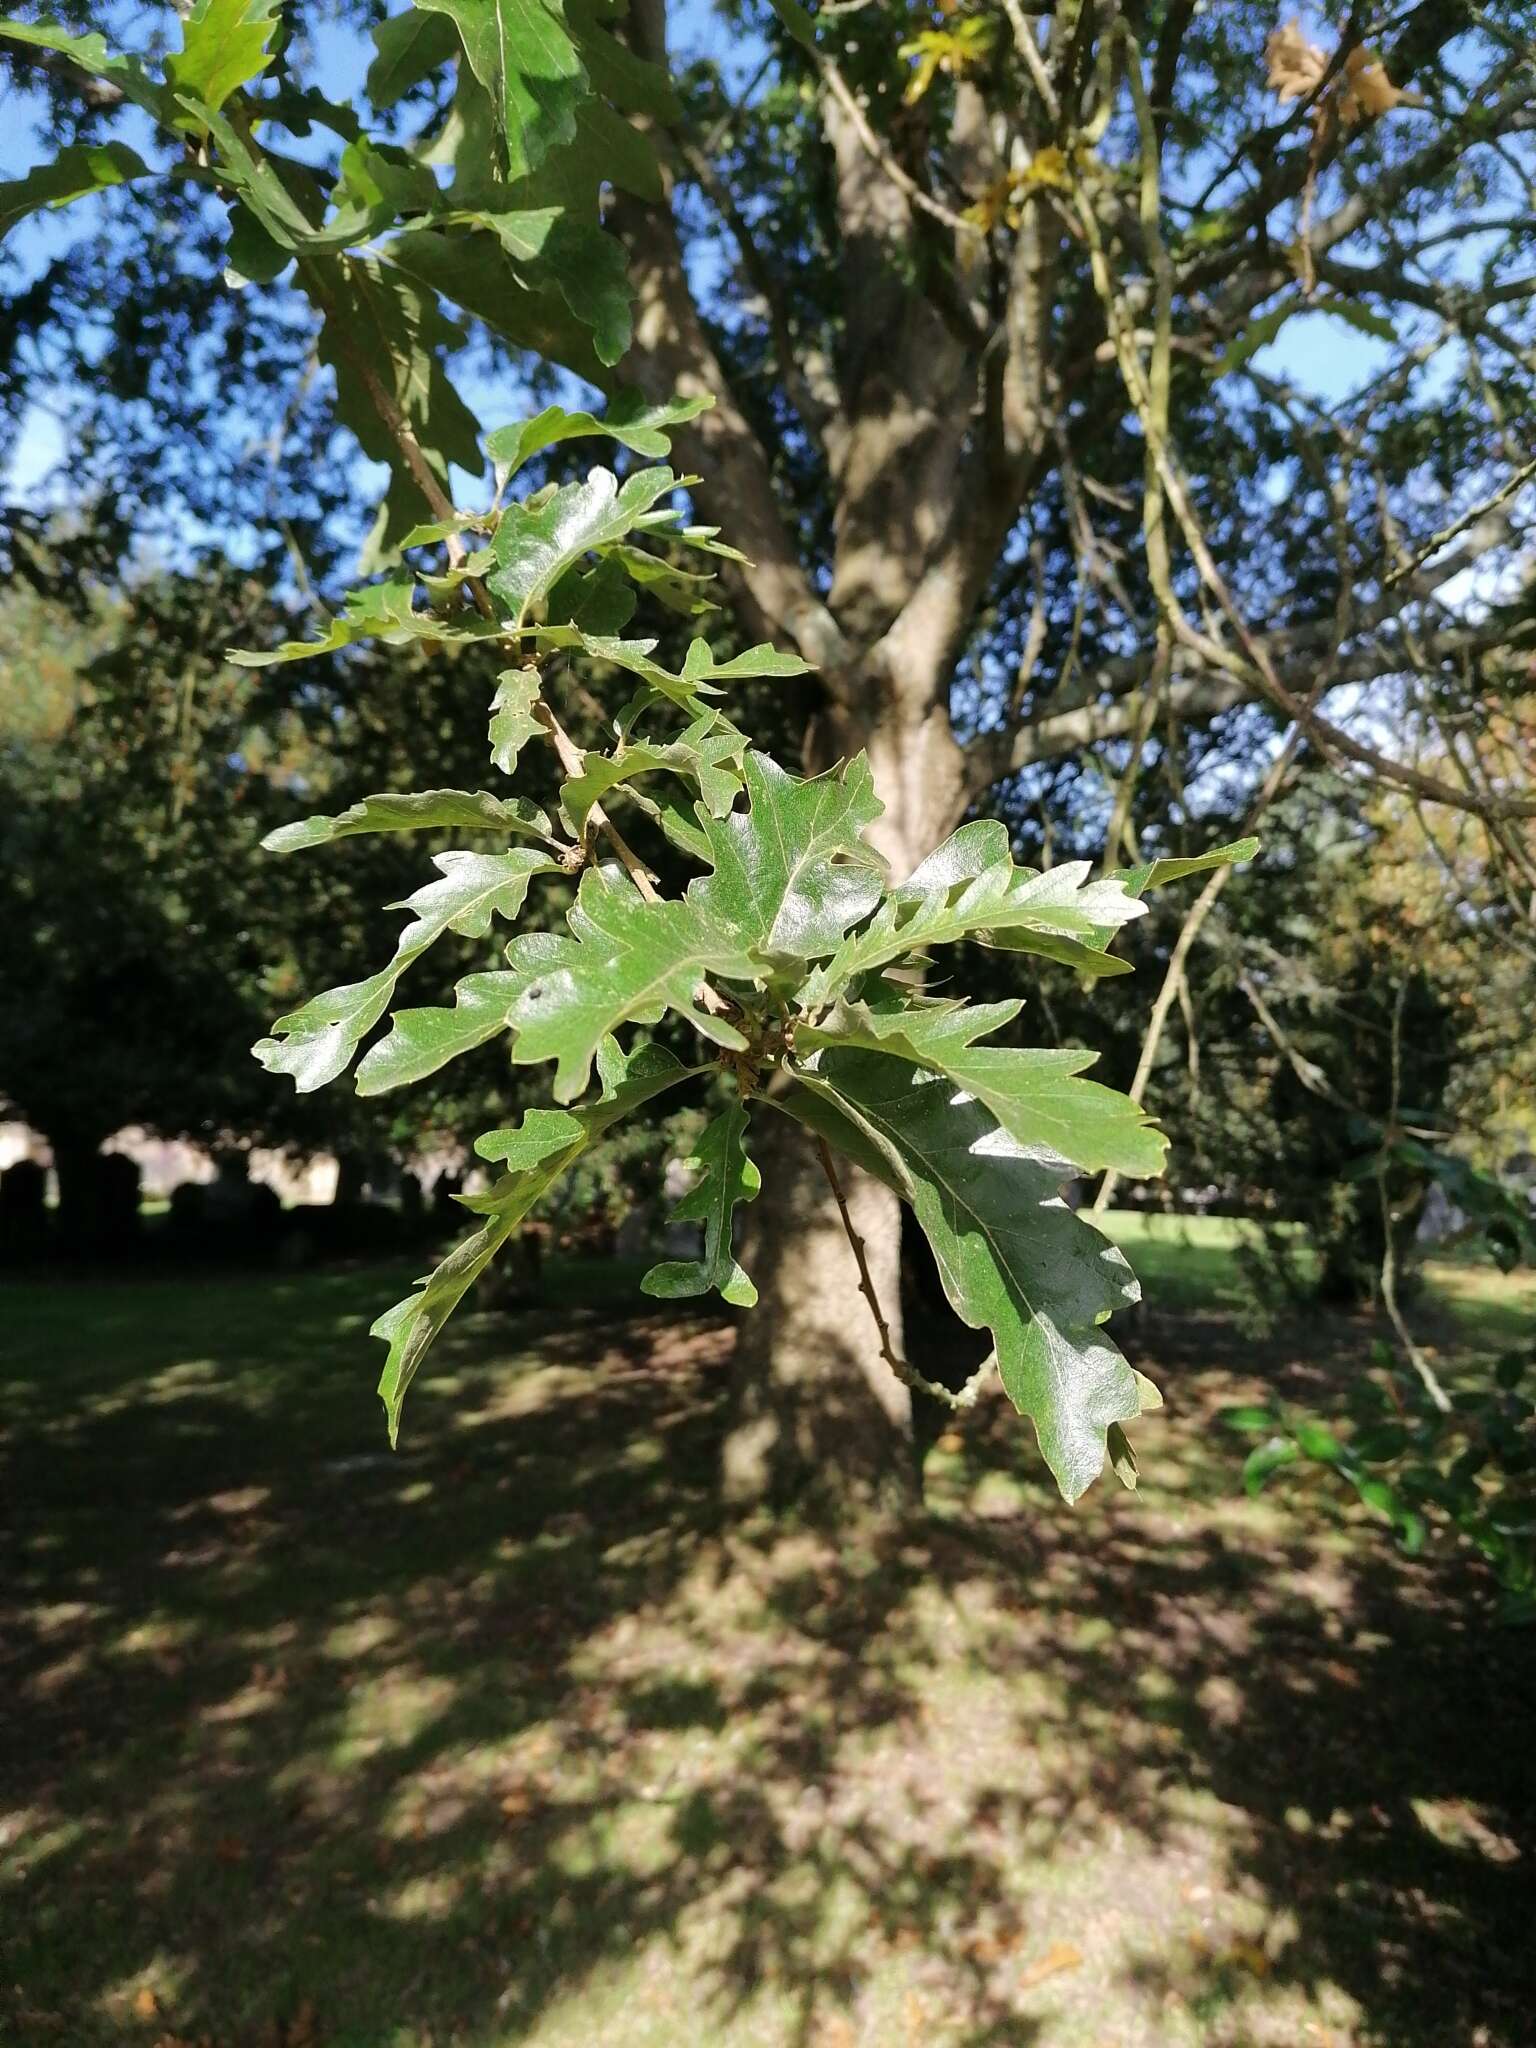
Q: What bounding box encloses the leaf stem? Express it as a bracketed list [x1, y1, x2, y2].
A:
[1379, 979, 1451, 1413]
[812, 1136, 985, 1413]
[530, 700, 661, 903]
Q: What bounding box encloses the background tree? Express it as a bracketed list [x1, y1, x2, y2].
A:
[1, 0, 1532, 1501]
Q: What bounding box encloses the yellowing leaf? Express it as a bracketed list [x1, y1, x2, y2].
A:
[1022, 145, 1071, 191]
[898, 18, 996, 104]
[962, 150, 1071, 231]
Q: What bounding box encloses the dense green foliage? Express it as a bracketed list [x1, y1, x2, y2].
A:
[232, 396, 1249, 1497]
[1, 0, 1529, 1520]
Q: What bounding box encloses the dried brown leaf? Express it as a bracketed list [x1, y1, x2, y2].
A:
[1018, 1939, 1083, 1988]
[1265, 19, 1328, 102]
[1340, 45, 1411, 122]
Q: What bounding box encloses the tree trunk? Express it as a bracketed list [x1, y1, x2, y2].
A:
[722, 1108, 913, 1512]
[720, 695, 972, 1510]
[49, 1128, 112, 1255]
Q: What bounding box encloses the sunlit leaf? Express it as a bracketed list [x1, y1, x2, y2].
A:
[167, 0, 280, 115]
[502, 865, 755, 1101]
[786, 1049, 1146, 1502]
[254, 849, 558, 1090]
[797, 992, 1168, 1177]
[374, 1041, 696, 1440]
[643, 1103, 762, 1305]
[261, 788, 552, 855]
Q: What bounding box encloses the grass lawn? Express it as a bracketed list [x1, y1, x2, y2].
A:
[1, 1223, 1532, 2048]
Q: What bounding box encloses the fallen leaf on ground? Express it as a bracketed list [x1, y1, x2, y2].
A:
[134, 1987, 160, 2021]
[1229, 1938, 1271, 1976]
[1018, 1940, 1083, 1988]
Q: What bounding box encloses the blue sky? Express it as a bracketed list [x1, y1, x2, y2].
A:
[0, 2, 1435, 517]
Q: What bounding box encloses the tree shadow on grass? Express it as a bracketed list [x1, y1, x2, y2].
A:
[0, 1271, 1531, 2047]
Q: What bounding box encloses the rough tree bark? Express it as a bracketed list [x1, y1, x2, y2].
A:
[615, 4, 1031, 1501]
[612, 0, 1536, 1504]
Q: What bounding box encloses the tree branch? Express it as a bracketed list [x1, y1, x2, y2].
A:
[813, 1134, 987, 1412]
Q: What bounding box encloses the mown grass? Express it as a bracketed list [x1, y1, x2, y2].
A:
[1, 1223, 1532, 2048]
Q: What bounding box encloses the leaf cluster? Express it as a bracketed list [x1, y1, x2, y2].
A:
[240, 398, 1251, 1500]
[0, 0, 670, 556]
[1229, 1334, 1536, 1624]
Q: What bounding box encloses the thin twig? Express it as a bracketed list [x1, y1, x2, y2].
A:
[816, 48, 983, 238]
[1092, 732, 1299, 1214]
[294, 229, 675, 897]
[1380, 456, 1536, 589]
[531, 701, 661, 902]
[1069, 62, 1536, 827]
[1379, 980, 1452, 1412]
[999, 0, 1060, 124]
[812, 1137, 987, 1411]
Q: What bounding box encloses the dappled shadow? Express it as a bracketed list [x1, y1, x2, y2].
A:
[1, 1268, 1532, 2046]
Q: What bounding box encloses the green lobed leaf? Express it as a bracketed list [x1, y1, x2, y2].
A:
[487, 466, 687, 623]
[796, 992, 1168, 1178]
[333, 136, 442, 221]
[448, 204, 633, 363]
[0, 142, 153, 241]
[485, 394, 711, 479]
[306, 253, 484, 562]
[1112, 836, 1259, 899]
[642, 1103, 762, 1305]
[262, 788, 553, 855]
[399, 514, 493, 549]
[0, 21, 180, 123]
[804, 822, 1145, 999]
[382, 224, 611, 386]
[167, 0, 280, 115]
[228, 572, 503, 667]
[366, 7, 461, 106]
[566, 0, 679, 120]
[786, 1048, 1145, 1502]
[544, 554, 638, 635]
[356, 970, 521, 1095]
[224, 197, 290, 284]
[689, 752, 887, 965]
[374, 1040, 695, 1442]
[415, 0, 588, 181]
[560, 715, 745, 834]
[1294, 1418, 1344, 1463]
[575, 95, 665, 200]
[253, 849, 557, 1091]
[500, 865, 755, 1101]
[1244, 1437, 1301, 1495]
[605, 544, 719, 617]
[188, 97, 341, 248]
[571, 634, 808, 717]
[488, 668, 545, 774]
